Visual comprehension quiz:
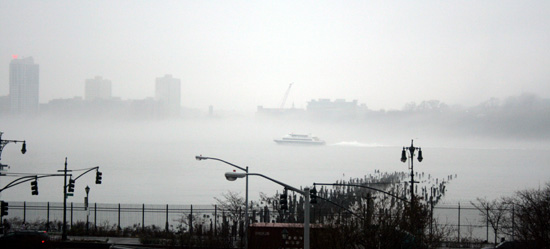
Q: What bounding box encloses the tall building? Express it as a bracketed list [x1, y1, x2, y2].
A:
[9, 57, 39, 114]
[155, 74, 181, 117]
[85, 76, 112, 101]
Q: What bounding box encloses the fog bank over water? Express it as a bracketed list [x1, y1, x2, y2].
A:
[1, 114, 549, 205]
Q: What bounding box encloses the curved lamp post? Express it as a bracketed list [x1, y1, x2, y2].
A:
[196, 156, 249, 249]
[225, 171, 311, 249]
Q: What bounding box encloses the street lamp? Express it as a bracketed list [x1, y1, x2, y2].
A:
[225, 171, 246, 181]
[401, 139, 423, 204]
[85, 185, 90, 234]
[224, 171, 311, 249]
[196, 156, 249, 249]
[401, 139, 423, 246]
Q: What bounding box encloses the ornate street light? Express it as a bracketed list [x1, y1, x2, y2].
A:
[401, 139, 423, 203]
[85, 185, 90, 234]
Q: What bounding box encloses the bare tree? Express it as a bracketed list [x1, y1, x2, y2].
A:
[214, 191, 245, 223]
[504, 183, 550, 248]
[471, 197, 510, 245]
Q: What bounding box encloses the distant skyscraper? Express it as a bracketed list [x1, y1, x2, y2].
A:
[9, 57, 39, 114]
[155, 74, 181, 116]
[85, 76, 112, 101]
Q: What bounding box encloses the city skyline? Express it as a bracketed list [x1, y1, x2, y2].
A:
[4, 55, 550, 112]
[2, 1, 549, 112]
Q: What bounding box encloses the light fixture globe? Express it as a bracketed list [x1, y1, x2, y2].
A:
[225, 172, 246, 181]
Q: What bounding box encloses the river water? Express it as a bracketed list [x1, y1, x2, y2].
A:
[1, 116, 549, 207]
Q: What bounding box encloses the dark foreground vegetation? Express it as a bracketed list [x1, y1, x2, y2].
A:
[3, 174, 548, 249]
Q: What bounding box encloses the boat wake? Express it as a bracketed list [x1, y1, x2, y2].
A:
[331, 141, 389, 147]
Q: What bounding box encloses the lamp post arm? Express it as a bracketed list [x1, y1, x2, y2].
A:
[247, 173, 305, 195]
[196, 156, 247, 172]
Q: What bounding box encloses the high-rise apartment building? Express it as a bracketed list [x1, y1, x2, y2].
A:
[9, 57, 39, 114]
[85, 76, 112, 101]
[155, 74, 181, 116]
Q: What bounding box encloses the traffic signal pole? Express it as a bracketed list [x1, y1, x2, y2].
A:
[56, 158, 101, 241]
[61, 158, 70, 241]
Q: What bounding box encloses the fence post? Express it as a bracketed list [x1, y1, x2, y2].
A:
[23, 202, 26, 224]
[431, 203, 435, 238]
[189, 205, 193, 235]
[486, 206, 489, 242]
[214, 205, 217, 236]
[458, 202, 461, 243]
[46, 202, 50, 232]
[118, 203, 121, 233]
[94, 203, 97, 231]
[71, 202, 73, 228]
[511, 204, 515, 241]
[165, 204, 169, 233]
[142, 204, 145, 231]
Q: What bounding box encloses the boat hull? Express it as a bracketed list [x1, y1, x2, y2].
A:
[273, 139, 325, 145]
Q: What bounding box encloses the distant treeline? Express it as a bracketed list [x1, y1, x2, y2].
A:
[365, 93, 550, 139]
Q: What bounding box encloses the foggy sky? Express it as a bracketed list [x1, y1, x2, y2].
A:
[1, 0, 549, 111]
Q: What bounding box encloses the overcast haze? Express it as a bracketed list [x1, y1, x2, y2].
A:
[2, 1, 550, 111]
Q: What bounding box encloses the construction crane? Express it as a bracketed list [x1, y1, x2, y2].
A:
[280, 83, 293, 109]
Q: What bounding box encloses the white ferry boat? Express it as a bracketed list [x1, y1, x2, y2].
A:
[274, 133, 326, 145]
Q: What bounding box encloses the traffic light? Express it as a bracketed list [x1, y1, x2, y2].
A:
[279, 189, 288, 210]
[31, 179, 39, 195]
[21, 141, 27, 154]
[95, 171, 102, 184]
[310, 187, 317, 204]
[1, 201, 8, 216]
[68, 178, 75, 193]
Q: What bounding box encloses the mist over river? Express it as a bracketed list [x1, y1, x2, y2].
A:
[1, 116, 549, 205]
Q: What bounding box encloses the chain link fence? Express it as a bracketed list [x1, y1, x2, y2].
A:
[1, 201, 502, 244]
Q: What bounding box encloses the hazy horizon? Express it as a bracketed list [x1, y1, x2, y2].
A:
[2, 1, 550, 111]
